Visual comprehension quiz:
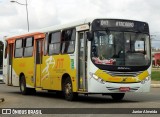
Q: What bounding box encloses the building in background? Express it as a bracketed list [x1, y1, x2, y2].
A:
[152, 52, 160, 66]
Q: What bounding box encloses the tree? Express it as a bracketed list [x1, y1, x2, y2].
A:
[0, 41, 4, 68]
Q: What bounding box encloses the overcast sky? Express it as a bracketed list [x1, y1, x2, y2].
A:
[0, 0, 160, 48]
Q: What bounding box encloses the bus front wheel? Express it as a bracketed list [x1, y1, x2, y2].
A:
[63, 77, 77, 101]
[111, 93, 125, 101]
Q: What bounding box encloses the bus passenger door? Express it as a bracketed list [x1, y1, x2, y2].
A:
[77, 31, 88, 91]
[8, 44, 13, 85]
[35, 39, 43, 88]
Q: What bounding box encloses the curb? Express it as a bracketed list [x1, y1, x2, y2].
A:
[151, 84, 160, 88]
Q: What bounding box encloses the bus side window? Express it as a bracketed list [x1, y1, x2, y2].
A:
[23, 37, 34, 57]
[44, 33, 49, 56]
[48, 31, 61, 55]
[61, 28, 75, 54]
[15, 39, 23, 58]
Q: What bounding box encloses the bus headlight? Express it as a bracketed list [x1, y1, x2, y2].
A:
[141, 75, 151, 84]
[89, 72, 105, 84]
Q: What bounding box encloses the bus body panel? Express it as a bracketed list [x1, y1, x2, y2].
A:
[12, 57, 35, 87]
[41, 54, 77, 91]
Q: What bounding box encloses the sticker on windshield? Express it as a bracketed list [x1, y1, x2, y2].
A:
[92, 57, 116, 65]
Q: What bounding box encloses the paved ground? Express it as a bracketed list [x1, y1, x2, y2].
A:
[0, 82, 160, 117]
[152, 81, 160, 84]
[151, 81, 160, 88]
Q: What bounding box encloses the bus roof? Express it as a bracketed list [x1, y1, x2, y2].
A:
[5, 18, 95, 40]
[5, 32, 44, 41]
[39, 18, 94, 33]
[5, 18, 148, 40]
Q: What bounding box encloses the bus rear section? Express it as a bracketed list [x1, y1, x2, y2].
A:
[3, 32, 45, 89]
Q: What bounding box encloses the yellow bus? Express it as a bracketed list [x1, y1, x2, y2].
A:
[3, 18, 151, 101]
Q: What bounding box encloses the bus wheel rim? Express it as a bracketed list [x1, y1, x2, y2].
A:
[21, 82, 24, 92]
[65, 83, 72, 97]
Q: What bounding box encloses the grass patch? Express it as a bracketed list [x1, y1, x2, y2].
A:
[151, 71, 160, 81]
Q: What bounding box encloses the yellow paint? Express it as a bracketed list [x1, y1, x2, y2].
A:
[36, 88, 42, 91]
[41, 55, 77, 92]
[13, 54, 77, 92]
[13, 57, 34, 87]
[95, 69, 149, 83]
[12, 51, 149, 93]
[36, 64, 41, 87]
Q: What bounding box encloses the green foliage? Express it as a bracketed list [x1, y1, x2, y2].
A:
[151, 71, 160, 81]
[0, 41, 4, 67]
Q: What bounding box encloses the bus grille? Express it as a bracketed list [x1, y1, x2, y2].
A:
[106, 87, 140, 92]
[103, 71, 143, 77]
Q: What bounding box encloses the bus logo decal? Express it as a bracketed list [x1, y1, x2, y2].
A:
[55, 58, 64, 69]
[42, 56, 55, 80]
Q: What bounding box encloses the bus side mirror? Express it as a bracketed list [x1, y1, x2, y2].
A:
[86, 32, 93, 41]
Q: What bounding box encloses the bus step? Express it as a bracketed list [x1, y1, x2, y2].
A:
[35, 87, 42, 91]
[78, 89, 87, 92]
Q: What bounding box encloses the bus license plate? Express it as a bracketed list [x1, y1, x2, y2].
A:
[119, 87, 130, 92]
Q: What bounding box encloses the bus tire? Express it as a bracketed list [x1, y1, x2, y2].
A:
[30, 88, 36, 94]
[20, 75, 29, 95]
[63, 77, 77, 101]
[111, 93, 125, 101]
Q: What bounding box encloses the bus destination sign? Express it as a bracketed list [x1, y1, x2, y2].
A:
[100, 20, 134, 28]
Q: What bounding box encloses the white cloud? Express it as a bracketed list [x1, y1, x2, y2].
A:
[0, 0, 160, 47]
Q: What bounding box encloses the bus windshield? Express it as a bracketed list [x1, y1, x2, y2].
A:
[91, 31, 150, 67]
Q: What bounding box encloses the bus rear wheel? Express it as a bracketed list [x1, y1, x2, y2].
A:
[20, 75, 29, 95]
[20, 75, 36, 95]
[63, 77, 77, 101]
[111, 93, 125, 101]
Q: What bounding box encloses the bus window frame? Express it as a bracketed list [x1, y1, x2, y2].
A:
[23, 36, 34, 57]
[44, 33, 49, 56]
[4, 41, 8, 59]
[61, 28, 76, 54]
[48, 31, 61, 55]
[14, 38, 23, 58]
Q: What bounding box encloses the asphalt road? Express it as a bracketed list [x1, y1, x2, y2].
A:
[0, 81, 160, 117]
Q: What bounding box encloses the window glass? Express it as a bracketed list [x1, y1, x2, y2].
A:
[49, 31, 61, 55]
[62, 41, 75, 53]
[26, 37, 33, 47]
[61, 28, 75, 53]
[24, 47, 33, 57]
[71, 29, 76, 41]
[15, 48, 23, 58]
[16, 39, 22, 48]
[91, 31, 150, 66]
[44, 33, 49, 55]
[51, 32, 61, 43]
[15, 39, 23, 58]
[23, 37, 34, 57]
[49, 43, 61, 55]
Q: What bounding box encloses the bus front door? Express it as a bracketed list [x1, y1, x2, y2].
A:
[77, 31, 88, 91]
[35, 39, 43, 88]
[8, 44, 13, 85]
